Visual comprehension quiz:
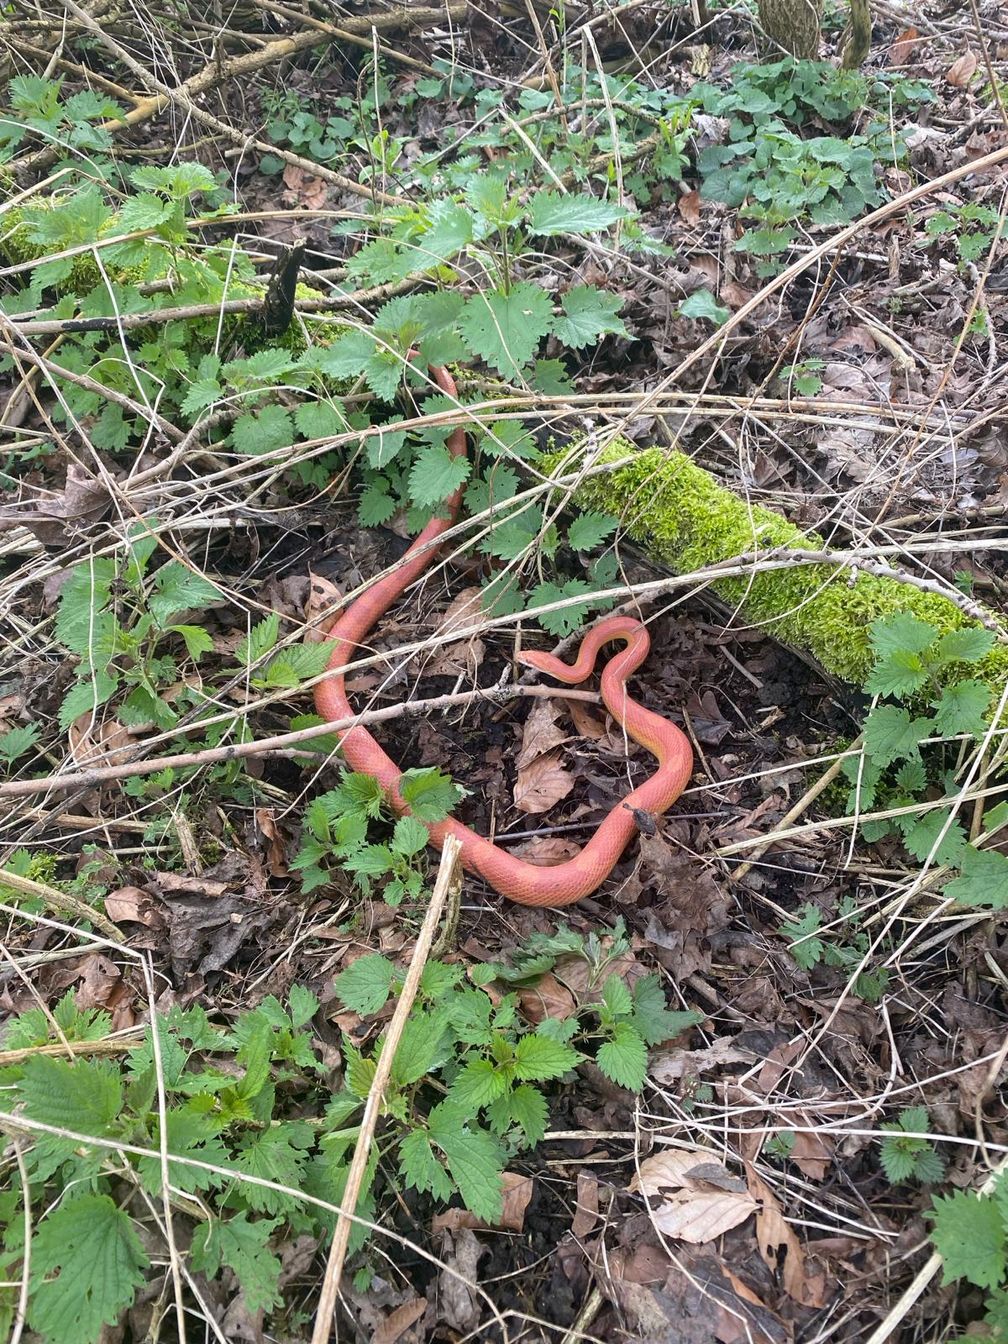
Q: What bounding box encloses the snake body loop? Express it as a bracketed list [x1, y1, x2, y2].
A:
[314, 364, 693, 907]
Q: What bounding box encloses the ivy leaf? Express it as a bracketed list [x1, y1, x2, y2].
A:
[29, 1196, 149, 1344]
[512, 1031, 581, 1082]
[931, 680, 991, 737]
[597, 1022, 648, 1091]
[527, 192, 629, 236]
[551, 286, 628, 349]
[408, 443, 471, 507]
[428, 1103, 505, 1223]
[943, 846, 1008, 908]
[930, 1191, 1006, 1289]
[190, 1214, 282, 1313]
[863, 705, 923, 768]
[567, 511, 618, 552]
[231, 404, 295, 456]
[334, 954, 395, 1015]
[458, 283, 553, 380]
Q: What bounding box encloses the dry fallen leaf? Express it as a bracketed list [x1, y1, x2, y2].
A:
[630, 1149, 758, 1244]
[946, 50, 978, 87]
[888, 26, 919, 65]
[0, 464, 109, 544]
[513, 747, 575, 814]
[306, 570, 342, 641]
[372, 1296, 427, 1344]
[567, 697, 607, 741]
[517, 696, 569, 768]
[105, 885, 164, 928]
[428, 586, 486, 677]
[571, 1171, 600, 1238]
[518, 970, 577, 1023]
[68, 715, 134, 769]
[256, 808, 289, 877]
[678, 189, 702, 225]
[282, 162, 328, 209]
[746, 1166, 828, 1307]
[432, 1172, 533, 1234]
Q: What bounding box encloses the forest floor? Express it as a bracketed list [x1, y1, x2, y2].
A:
[1, 1, 1007, 1341]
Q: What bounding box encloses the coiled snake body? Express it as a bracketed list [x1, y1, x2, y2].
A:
[314, 365, 693, 907]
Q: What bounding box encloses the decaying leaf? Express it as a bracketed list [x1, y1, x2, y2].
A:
[630, 1149, 758, 1243]
[513, 747, 575, 814]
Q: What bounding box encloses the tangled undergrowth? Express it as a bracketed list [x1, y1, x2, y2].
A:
[1, 1, 1007, 1341]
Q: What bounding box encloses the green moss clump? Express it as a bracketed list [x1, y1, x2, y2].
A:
[547, 438, 1008, 693]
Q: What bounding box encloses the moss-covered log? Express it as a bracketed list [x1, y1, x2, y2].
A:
[547, 440, 1008, 692]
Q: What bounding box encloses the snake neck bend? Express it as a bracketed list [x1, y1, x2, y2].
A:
[313, 364, 693, 907]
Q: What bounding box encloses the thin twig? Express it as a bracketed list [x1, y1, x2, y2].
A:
[310, 835, 463, 1344]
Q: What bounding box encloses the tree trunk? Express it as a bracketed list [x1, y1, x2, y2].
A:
[756, 0, 823, 59]
[840, 0, 872, 68]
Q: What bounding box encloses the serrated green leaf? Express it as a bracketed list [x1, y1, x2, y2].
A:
[136, 1109, 229, 1196]
[392, 814, 430, 859]
[880, 1140, 920, 1184]
[933, 627, 995, 665]
[28, 1195, 149, 1344]
[458, 283, 553, 380]
[869, 614, 937, 659]
[259, 641, 333, 688]
[399, 1129, 456, 1202]
[20, 1055, 122, 1134]
[528, 578, 594, 637]
[287, 984, 319, 1028]
[294, 399, 347, 440]
[58, 671, 120, 730]
[902, 810, 967, 866]
[597, 1021, 648, 1090]
[943, 845, 1008, 908]
[390, 1009, 449, 1087]
[428, 1104, 504, 1223]
[631, 974, 701, 1046]
[600, 973, 634, 1018]
[513, 1031, 581, 1082]
[149, 561, 221, 626]
[334, 954, 395, 1015]
[221, 348, 298, 384]
[450, 1058, 508, 1109]
[678, 288, 729, 325]
[190, 1214, 282, 1313]
[527, 192, 629, 237]
[865, 648, 930, 698]
[894, 759, 927, 794]
[408, 443, 471, 507]
[503, 1083, 548, 1144]
[358, 483, 397, 526]
[399, 767, 462, 821]
[116, 192, 174, 232]
[231, 404, 295, 456]
[567, 511, 619, 552]
[931, 680, 991, 737]
[170, 624, 214, 661]
[0, 722, 41, 765]
[930, 1190, 1006, 1288]
[551, 286, 629, 349]
[236, 612, 280, 665]
[863, 705, 923, 768]
[232, 1126, 309, 1215]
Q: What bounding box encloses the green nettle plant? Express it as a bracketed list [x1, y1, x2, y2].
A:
[780, 897, 890, 1003]
[844, 613, 1008, 907]
[930, 1171, 1008, 1337]
[880, 1107, 945, 1184]
[0, 929, 698, 1342]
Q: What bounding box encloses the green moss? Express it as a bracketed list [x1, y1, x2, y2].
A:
[546, 438, 1008, 693]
